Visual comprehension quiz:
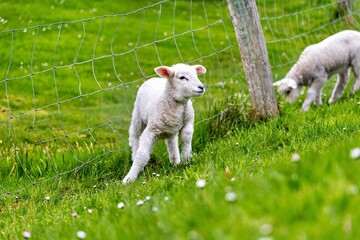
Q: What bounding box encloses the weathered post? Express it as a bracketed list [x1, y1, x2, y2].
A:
[337, 0, 354, 25]
[227, 0, 278, 117]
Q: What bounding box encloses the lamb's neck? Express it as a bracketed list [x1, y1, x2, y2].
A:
[286, 54, 319, 86]
[164, 83, 190, 105]
[286, 65, 303, 85]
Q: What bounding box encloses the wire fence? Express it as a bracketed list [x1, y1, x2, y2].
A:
[0, 0, 359, 196]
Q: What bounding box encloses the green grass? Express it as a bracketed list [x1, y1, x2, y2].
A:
[1, 0, 360, 239]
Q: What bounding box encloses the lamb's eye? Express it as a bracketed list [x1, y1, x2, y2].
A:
[179, 76, 188, 81]
[285, 89, 292, 95]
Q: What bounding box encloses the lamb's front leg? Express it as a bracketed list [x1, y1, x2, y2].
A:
[123, 128, 155, 184]
[302, 79, 326, 111]
[166, 134, 180, 164]
[180, 123, 193, 162]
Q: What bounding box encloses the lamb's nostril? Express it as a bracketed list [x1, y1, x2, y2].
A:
[198, 85, 204, 91]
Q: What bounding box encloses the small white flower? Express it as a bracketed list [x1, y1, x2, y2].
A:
[117, 202, 125, 209]
[152, 172, 156, 176]
[156, 174, 160, 177]
[225, 191, 236, 202]
[357, 102, 360, 105]
[258, 237, 273, 240]
[196, 179, 206, 189]
[145, 196, 151, 201]
[87, 209, 93, 213]
[23, 231, 31, 239]
[291, 153, 301, 162]
[348, 184, 358, 195]
[45, 196, 50, 201]
[152, 207, 159, 212]
[164, 196, 169, 201]
[230, 177, 235, 182]
[136, 200, 144, 206]
[343, 127, 347, 131]
[77, 231, 86, 239]
[350, 148, 360, 159]
[260, 223, 273, 235]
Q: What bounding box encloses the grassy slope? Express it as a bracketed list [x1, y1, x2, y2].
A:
[1, 0, 360, 239]
[2, 100, 360, 240]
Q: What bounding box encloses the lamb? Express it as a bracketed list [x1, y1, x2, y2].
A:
[123, 63, 206, 184]
[273, 30, 360, 111]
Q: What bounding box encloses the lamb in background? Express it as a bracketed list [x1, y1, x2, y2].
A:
[123, 63, 206, 184]
[273, 30, 360, 111]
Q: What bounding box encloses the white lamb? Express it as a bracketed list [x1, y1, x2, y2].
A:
[273, 30, 360, 111]
[123, 63, 206, 184]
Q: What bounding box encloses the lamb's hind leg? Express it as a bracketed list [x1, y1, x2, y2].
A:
[166, 134, 180, 164]
[123, 128, 155, 184]
[329, 70, 349, 104]
[315, 89, 323, 106]
[129, 111, 144, 161]
[350, 64, 360, 94]
[180, 122, 193, 162]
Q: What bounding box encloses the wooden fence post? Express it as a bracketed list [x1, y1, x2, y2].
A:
[337, 0, 354, 24]
[227, 0, 278, 117]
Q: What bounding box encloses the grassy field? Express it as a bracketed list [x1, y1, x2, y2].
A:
[1, 0, 360, 239]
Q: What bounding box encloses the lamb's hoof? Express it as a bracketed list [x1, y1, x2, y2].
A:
[182, 159, 191, 165]
[181, 153, 192, 162]
[300, 107, 309, 112]
[122, 174, 136, 184]
[170, 158, 181, 165]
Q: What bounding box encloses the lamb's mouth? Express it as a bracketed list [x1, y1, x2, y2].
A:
[193, 90, 205, 94]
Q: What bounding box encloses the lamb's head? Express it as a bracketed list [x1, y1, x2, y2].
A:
[155, 63, 206, 100]
[273, 77, 301, 103]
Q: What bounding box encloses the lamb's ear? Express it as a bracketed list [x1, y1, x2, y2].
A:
[287, 78, 298, 89]
[273, 80, 284, 87]
[154, 66, 174, 78]
[194, 65, 206, 75]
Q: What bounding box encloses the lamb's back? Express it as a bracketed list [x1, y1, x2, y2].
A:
[134, 78, 166, 124]
[308, 31, 360, 60]
[291, 30, 360, 80]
